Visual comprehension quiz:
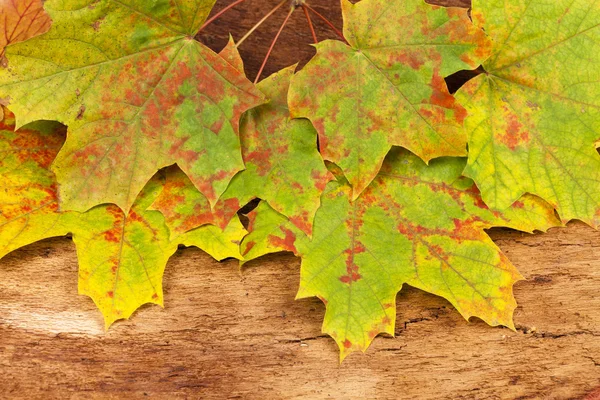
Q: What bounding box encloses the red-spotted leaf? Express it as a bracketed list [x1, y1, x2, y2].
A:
[149, 166, 238, 238]
[0, 107, 246, 326]
[242, 149, 560, 360]
[225, 65, 334, 235]
[240, 201, 302, 263]
[219, 35, 245, 72]
[152, 62, 333, 236]
[455, 0, 600, 227]
[148, 39, 250, 237]
[302, 149, 559, 359]
[0, 107, 77, 258]
[0, 0, 264, 213]
[74, 176, 178, 328]
[288, 0, 491, 199]
[75, 177, 246, 327]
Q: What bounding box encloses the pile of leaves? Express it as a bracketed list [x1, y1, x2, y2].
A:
[0, 0, 598, 360]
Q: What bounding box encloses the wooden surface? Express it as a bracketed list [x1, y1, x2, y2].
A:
[2, 0, 600, 399]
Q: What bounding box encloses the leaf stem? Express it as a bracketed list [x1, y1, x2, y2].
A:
[254, 5, 296, 84]
[236, 0, 287, 48]
[302, 5, 318, 44]
[198, 0, 249, 33]
[304, 4, 347, 45]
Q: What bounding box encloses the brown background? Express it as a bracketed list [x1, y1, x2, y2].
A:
[2, 0, 600, 398]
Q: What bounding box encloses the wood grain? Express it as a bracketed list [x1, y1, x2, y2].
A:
[2, 223, 600, 399]
[2, 0, 600, 398]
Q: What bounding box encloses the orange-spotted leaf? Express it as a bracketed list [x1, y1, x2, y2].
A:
[226, 66, 334, 235]
[0, 0, 264, 213]
[152, 65, 333, 237]
[246, 149, 560, 360]
[0, 0, 51, 60]
[240, 201, 303, 264]
[149, 166, 239, 238]
[75, 182, 246, 326]
[219, 35, 245, 72]
[74, 176, 178, 328]
[0, 107, 77, 258]
[288, 0, 491, 199]
[0, 108, 246, 326]
[456, 0, 600, 227]
[74, 172, 245, 326]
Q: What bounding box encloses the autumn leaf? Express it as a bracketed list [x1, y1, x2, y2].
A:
[219, 35, 245, 72]
[0, 0, 50, 59]
[148, 40, 250, 237]
[149, 166, 231, 237]
[0, 107, 77, 258]
[455, 0, 600, 227]
[0, 107, 246, 327]
[0, 0, 264, 213]
[74, 176, 178, 328]
[177, 215, 246, 262]
[76, 178, 245, 327]
[240, 200, 302, 264]
[243, 149, 560, 360]
[0, 0, 51, 120]
[152, 53, 333, 236]
[76, 179, 245, 327]
[225, 65, 333, 235]
[288, 0, 491, 199]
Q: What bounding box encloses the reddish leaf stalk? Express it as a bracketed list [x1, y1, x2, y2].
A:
[236, 0, 287, 48]
[302, 5, 318, 44]
[198, 0, 249, 33]
[304, 4, 347, 45]
[254, 5, 295, 84]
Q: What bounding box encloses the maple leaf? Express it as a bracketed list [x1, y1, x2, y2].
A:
[240, 201, 302, 264]
[0, 0, 51, 120]
[219, 35, 245, 72]
[177, 215, 246, 261]
[0, 0, 50, 60]
[0, 0, 264, 213]
[0, 107, 77, 258]
[74, 176, 179, 327]
[75, 177, 246, 327]
[243, 149, 560, 360]
[0, 108, 246, 327]
[152, 49, 333, 236]
[224, 65, 334, 235]
[455, 0, 600, 227]
[288, 0, 491, 200]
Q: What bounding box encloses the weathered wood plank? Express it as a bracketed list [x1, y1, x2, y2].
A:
[1, 223, 600, 399]
[2, 0, 599, 398]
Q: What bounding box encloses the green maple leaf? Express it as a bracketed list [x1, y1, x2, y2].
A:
[288, 0, 492, 200]
[0, 0, 264, 213]
[243, 149, 560, 360]
[224, 65, 334, 235]
[455, 0, 600, 227]
[152, 46, 333, 236]
[240, 201, 302, 264]
[0, 109, 246, 326]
